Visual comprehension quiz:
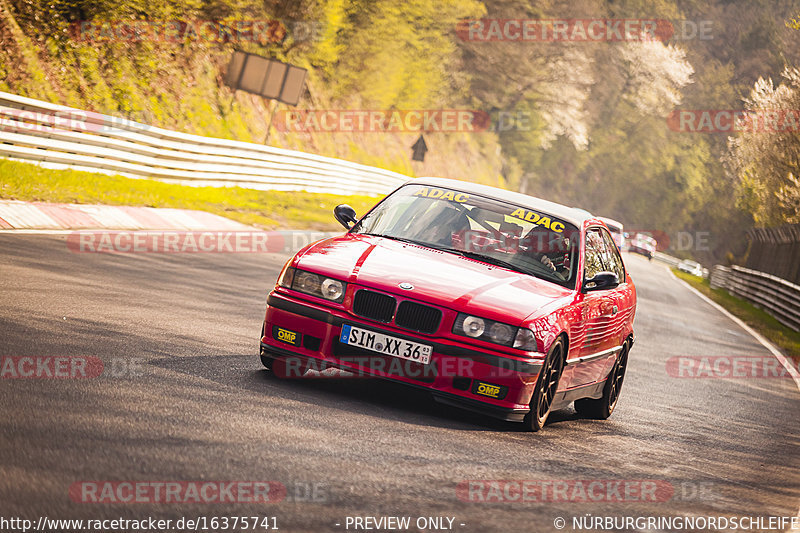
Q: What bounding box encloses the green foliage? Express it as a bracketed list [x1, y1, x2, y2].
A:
[331, 0, 484, 108]
[1, 0, 798, 264]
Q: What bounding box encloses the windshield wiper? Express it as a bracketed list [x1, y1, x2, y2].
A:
[455, 250, 523, 272]
[361, 233, 427, 247]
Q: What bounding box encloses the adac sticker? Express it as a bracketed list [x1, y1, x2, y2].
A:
[509, 208, 565, 233]
[472, 380, 508, 400]
[273, 325, 301, 346]
[413, 187, 470, 203]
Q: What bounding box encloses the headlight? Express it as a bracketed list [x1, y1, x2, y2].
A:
[462, 316, 485, 337]
[453, 313, 519, 347]
[489, 322, 514, 344]
[321, 278, 344, 301]
[296, 271, 321, 293]
[278, 265, 295, 288]
[513, 328, 538, 351]
[282, 268, 347, 303]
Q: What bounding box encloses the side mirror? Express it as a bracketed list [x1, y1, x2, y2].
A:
[583, 271, 620, 292]
[334, 204, 358, 229]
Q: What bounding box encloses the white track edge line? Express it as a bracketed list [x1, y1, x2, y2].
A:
[666, 267, 800, 388]
[667, 267, 800, 531]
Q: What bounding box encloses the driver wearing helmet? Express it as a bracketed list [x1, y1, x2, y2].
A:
[521, 226, 571, 275]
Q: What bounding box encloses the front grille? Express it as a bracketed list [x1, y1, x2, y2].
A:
[352, 289, 396, 323]
[395, 301, 442, 334]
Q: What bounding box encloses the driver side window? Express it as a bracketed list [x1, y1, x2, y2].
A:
[584, 229, 606, 280]
[584, 227, 626, 283]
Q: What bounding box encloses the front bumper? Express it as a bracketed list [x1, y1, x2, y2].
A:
[260, 292, 544, 422]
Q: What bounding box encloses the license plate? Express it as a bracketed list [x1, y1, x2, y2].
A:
[339, 324, 432, 365]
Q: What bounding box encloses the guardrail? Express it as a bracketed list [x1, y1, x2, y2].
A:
[709, 264, 800, 332]
[0, 91, 409, 196]
[653, 251, 681, 267]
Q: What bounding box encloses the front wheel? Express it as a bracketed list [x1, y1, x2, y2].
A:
[523, 337, 565, 432]
[575, 341, 630, 419]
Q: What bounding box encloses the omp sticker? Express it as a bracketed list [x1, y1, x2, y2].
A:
[472, 381, 507, 399]
[273, 326, 300, 346]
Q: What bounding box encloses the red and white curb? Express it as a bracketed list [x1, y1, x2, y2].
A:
[0, 200, 251, 231]
[0, 200, 342, 254]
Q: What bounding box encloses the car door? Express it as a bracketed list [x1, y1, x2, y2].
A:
[600, 228, 635, 359]
[568, 227, 622, 386]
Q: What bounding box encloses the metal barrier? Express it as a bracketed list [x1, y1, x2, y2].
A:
[746, 224, 800, 286]
[709, 264, 800, 332]
[653, 251, 681, 267]
[0, 91, 408, 196]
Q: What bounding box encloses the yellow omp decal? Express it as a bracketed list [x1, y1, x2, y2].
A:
[413, 188, 470, 203]
[509, 208, 565, 233]
[276, 327, 298, 344]
[474, 382, 502, 399]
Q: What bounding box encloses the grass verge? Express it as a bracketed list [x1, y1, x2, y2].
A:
[0, 159, 383, 230]
[673, 268, 800, 363]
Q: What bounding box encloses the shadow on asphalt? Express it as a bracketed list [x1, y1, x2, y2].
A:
[150, 354, 586, 433]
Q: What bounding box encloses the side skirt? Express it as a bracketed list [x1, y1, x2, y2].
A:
[551, 380, 606, 411]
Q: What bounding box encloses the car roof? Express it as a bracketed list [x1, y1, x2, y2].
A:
[407, 177, 592, 227]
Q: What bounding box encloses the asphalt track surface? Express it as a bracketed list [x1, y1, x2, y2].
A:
[1, 234, 798, 532]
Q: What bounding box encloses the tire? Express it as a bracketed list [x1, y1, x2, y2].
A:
[523, 337, 566, 432]
[575, 340, 630, 419]
[260, 353, 275, 370]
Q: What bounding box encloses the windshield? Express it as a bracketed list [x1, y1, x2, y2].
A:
[352, 184, 580, 288]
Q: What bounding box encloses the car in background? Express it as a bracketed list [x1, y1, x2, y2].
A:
[677, 259, 704, 277]
[260, 177, 637, 431]
[628, 233, 657, 260]
[598, 217, 624, 250]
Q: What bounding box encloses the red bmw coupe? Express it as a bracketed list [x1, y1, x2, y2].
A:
[260, 178, 636, 431]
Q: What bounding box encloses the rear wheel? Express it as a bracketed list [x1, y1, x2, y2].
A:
[523, 337, 565, 432]
[575, 341, 629, 419]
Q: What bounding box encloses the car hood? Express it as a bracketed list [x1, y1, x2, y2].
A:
[294, 234, 572, 324]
